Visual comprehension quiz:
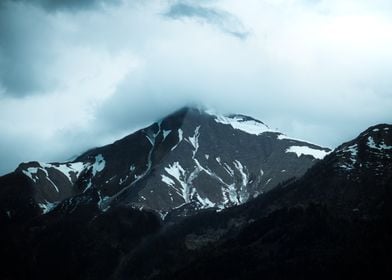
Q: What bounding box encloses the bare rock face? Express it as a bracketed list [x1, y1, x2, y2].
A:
[4, 107, 329, 218]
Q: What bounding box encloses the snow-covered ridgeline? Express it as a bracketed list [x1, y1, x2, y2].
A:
[22, 161, 87, 184]
[277, 134, 322, 147]
[214, 114, 273, 136]
[21, 154, 105, 187]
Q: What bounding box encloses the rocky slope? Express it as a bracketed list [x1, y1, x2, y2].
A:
[0, 122, 390, 280]
[113, 123, 392, 280]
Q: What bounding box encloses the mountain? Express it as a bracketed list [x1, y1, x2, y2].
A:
[0, 120, 390, 280]
[114, 123, 392, 280]
[3, 107, 330, 220]
[108, 123, 391, 280]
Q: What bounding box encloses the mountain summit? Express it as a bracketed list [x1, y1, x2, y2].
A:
[7, 107, 330, 217]
[3, 107, 330, 219]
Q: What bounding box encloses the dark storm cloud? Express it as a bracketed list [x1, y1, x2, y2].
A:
[164, 2, 249, 39]
[0, 4, 54, 96]
[5, 0, 119, 12]
[0, 0, 121, 97]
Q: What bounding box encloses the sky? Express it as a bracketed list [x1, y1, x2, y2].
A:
[0, 0, 391, 175]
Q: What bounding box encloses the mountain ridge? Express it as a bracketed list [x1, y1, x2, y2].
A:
[0, 120, 391, 280]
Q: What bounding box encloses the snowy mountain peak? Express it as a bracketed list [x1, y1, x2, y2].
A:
[333, 124, 392, 172]
[8, 107, 331, 217]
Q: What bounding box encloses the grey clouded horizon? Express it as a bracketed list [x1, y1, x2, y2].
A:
[0, 0, 391, 175]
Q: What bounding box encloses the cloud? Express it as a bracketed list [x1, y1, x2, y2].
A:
[0, 0, 391, 175]
[0, 3, 56, 96]
[164, 2, 249, 39]
[4, 0, 119, 12]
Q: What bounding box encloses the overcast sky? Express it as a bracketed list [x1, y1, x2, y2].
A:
[0, 0, 391, 175]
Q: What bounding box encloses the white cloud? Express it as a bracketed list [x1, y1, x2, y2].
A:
[0, 0, 391, 174]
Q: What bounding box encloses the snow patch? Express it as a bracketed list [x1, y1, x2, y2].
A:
[367, 136, 392, 150]
[215, 115, 272, 135]
[91, 154, 106, 176]
[233, 160, 249, 187]
[39, 201, 58, 214]
[266, 178, 272, 185]
[22, 161, 88, 191]
[286, 146, 329, 160]
[178, 129, 183, 141]
[51, 162, 86, 183]
[119, 176, 128, 185]
[338, 144, 358, 170]
[195, 193, 215, 209]
[31, 164, 59, 192]
[346, 144, 358, 157]
[226, 183, 239, 204]
[97, 191, 111, 212]
[22, 167, 39, 182]
[165, 162, 189, 203]
[188, 126, 200, 158]
[277, 134, 321, 147]
[158, 211, 168, 220]
[163, 130, 171, 140]
[379, 143, 392, 150]
[223, 163, 234, 176]
[233, 160, 250, 203]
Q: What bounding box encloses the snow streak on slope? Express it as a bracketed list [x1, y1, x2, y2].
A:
[233, 160, 250, 203]
[164, 162, 190, 204]
[161, 174, 176, 187]
[171, 129, 184, 151]
[188, 126, 200, 158]
[163, 130, 171, 140]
